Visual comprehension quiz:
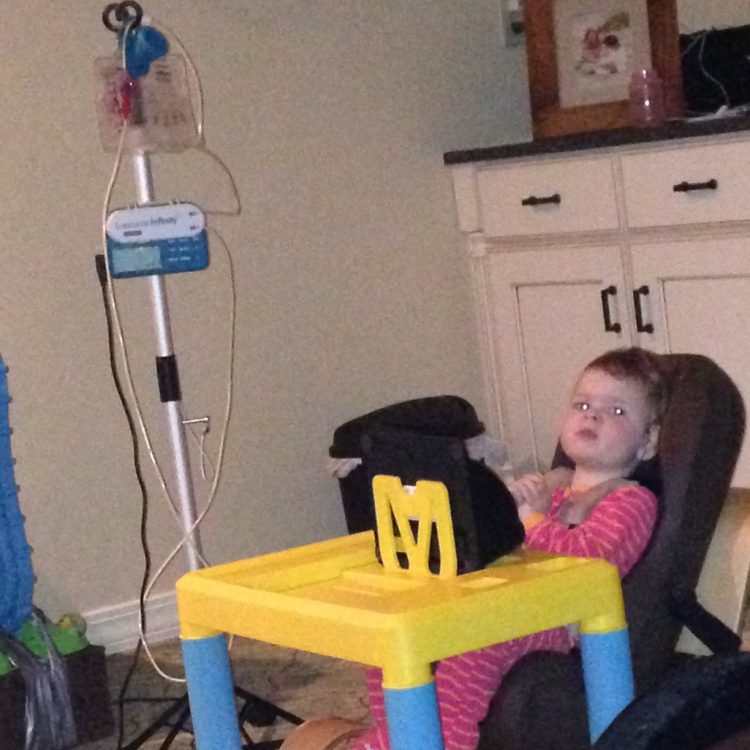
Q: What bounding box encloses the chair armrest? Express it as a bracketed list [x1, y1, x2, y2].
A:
[668, 587, 742, 655]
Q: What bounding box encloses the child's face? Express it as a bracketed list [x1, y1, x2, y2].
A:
[560, 367, 657, 477]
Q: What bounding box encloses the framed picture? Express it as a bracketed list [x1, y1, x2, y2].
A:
[523, 0, 683, 138]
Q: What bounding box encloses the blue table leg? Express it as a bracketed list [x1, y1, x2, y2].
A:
[383, 681, 444, 750]
[181, 634, 242, 750]
[580, 628, 634, 742]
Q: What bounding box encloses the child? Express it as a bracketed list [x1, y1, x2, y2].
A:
[283, 347, 665, 750]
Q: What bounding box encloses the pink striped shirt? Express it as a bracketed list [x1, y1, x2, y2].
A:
[526, 483, 658, 578]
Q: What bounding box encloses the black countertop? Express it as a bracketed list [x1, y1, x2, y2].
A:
[443, 114, 750, 165]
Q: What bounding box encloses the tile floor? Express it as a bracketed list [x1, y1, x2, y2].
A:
[74, 629, 750, 749]
[78, 638, 370, 749]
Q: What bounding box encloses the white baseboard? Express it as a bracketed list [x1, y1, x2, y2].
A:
[83, 591, 179, 654]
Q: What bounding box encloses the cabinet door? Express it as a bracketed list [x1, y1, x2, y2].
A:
[631, 236, 750, 485]
[487, 245, 630, 475]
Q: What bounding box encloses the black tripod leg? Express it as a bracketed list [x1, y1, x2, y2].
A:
[234, 685, 304, 750]
[235, 685, 304, 727]
[234, 704, 287, 750]
[122, 693, 190, 750]
[159, 703, 193, 749]
[122, 685, 302, 749]
[239, 728, 285, 750]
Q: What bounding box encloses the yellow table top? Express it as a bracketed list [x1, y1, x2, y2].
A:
[176, 532, 626, 688]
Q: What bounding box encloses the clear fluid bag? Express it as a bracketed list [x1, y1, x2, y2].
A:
[94, 53, 201, 154]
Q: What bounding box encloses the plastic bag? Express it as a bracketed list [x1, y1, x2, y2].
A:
[0, 608, 76, 750]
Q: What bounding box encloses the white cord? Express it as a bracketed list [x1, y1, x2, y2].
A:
[185, 418, 215, 481]
[146, 14, 242, 216]
[101, 44, 239, 682]
[101, 128, 210, 566]
[136, 225, 237, 682]
[142, 15, 205, 140]
[680, 29, 705, 59]
[696, 31, 731, 111]
[120, 18, 137, 70]
[101, 124, 194, 682]
[199, 148, 242, 217]
[102, 191, 238, 680]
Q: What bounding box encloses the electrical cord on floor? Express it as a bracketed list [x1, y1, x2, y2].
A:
[94, 254, 153, 750]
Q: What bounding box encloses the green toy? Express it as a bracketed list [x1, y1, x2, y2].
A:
[0, 614, 88, 677]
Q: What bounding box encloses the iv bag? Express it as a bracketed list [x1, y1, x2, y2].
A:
[94, 53, 200, 154]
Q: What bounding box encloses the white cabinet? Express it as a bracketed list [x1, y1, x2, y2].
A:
[450, 132, 750, 483]
[631, 236, 750, 486]
[485, 244, 629, 475]
[476, 156, 619, 236]
[620, 140, 750, 228]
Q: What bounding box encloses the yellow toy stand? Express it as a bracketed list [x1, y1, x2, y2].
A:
[176, 477, 634, 749]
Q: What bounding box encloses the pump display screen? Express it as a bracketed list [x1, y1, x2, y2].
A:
[106, 233, 209, 279]
[111, 244, 162, 275]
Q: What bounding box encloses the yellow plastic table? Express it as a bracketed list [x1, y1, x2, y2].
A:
[176, 531, 634, 750]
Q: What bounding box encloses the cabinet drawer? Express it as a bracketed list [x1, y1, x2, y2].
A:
[621, 141, 750, 228]
[476, 156, 619, 237]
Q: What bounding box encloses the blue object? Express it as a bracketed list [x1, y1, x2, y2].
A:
[580, 628, 635, 742]
[106, 232, 209, 279]
[182, 635, 242, 750]
[383, 682, 444, 750]
[122, 25, 168, 79]
[0, 357, 34, 635]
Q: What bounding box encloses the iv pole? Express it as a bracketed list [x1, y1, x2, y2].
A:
[98, 5, 303, 747]
[132, 150, 203, 574]
[115, 115, 303, 750]
[113, 150, 207, 750]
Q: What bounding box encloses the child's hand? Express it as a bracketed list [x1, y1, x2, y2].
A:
[508, 473, 553, 514]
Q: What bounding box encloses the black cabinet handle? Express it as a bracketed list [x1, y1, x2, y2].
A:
[673, 179, 718, 193]
[600, 285, 621, 333]
[521, 193, 561, 207]
[633, 285, 654, 333]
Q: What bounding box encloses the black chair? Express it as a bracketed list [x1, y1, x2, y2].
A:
[593, 651, 750, 750]
[477, 353, 746, 750]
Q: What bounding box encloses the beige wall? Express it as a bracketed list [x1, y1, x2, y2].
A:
[678, 0, 750, 32]
[0, 1, 529, 621]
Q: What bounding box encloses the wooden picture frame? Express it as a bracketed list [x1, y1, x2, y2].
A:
[523, 0, 683, 139]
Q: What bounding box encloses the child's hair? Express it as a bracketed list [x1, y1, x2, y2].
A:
[584, 347, 667, 423]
